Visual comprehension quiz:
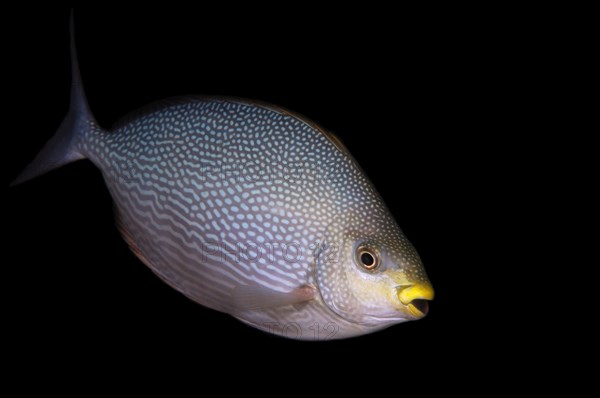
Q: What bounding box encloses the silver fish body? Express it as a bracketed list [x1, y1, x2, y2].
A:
[13, 17, 433, 340]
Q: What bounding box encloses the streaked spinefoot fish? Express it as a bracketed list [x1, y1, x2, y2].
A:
[12, 16, 434, 340]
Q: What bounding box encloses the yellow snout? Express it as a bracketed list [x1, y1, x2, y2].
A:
[397, 283, 435, 318]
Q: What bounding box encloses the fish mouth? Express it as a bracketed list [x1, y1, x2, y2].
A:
[397, 283, 434, 319]
[408, 299, 429, 317]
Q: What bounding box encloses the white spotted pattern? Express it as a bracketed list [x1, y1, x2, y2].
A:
[79, 97, 430, 340]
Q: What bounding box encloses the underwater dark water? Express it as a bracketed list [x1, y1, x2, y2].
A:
[5, 9, 514, 379]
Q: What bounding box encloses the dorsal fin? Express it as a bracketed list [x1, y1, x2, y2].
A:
[110, 96, 352, 155]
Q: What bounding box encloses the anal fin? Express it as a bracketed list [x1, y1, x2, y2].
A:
[114, 209, 186, 294]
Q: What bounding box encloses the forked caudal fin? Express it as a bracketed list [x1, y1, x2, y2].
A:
[11, 11, 96, 186]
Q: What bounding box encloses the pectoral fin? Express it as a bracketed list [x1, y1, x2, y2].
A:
[231, 284, 316, 311]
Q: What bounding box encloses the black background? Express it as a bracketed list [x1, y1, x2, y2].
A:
[4, 8, 520, 381]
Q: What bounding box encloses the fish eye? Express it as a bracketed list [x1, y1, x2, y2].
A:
[355, 245, 380, 271]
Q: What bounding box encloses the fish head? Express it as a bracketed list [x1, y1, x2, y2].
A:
[315, 207, 434, 327]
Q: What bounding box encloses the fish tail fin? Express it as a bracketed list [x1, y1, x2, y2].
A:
[11, 11, 97, 187]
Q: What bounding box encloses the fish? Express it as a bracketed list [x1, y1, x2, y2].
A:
[11, 15, 434, 340]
